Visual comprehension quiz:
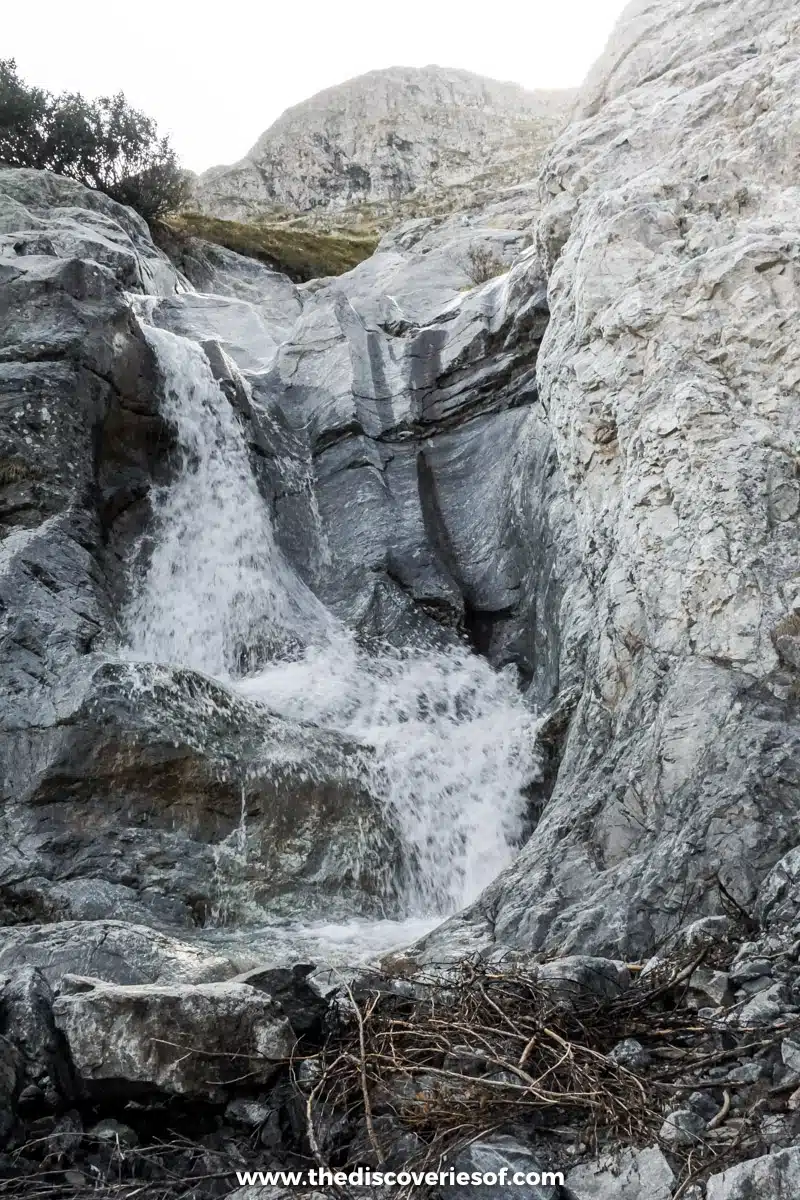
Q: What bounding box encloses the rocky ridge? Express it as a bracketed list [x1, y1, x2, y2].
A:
[191, 65, 575, 228]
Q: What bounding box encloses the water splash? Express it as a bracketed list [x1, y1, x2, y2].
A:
[239, 633, 538, 914]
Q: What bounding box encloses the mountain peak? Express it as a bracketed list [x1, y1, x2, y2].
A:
[191, 65, 576, 225]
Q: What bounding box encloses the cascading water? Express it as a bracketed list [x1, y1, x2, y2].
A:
[124, 326, 330, 677]
[124, 319, 541, 957]
[238, 637, 535, 914]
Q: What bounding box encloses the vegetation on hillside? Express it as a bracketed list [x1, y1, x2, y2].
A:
[163, 211, 380, 281]
[0, 58, 190, 220]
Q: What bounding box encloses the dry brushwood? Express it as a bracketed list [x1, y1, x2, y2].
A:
[299, 954, 800, 1192]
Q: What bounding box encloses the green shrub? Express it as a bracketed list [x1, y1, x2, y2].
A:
[0, 58, 190, 221]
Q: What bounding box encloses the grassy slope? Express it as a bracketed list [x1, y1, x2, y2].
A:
[163, 212, 380, 282]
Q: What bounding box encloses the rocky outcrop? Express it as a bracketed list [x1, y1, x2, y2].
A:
[192, 66, 575, 225]
[417, 0, 800, 962]
[0, 162, 561, 938]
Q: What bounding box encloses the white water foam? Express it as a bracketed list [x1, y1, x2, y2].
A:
[124, 323, 540, 947]
[238, 635, 537, 914]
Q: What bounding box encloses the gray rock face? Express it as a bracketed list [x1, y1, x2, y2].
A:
[0, 158, 570, 939]
[53, 976, 294, 1099]
[0, 171, 408, 929]
[418, 0, 800, 961]
[0, 921, 236, 985]
[193, 66, 574, 223]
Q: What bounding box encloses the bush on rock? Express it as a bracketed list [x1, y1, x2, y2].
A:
[0, 58, 189, 221]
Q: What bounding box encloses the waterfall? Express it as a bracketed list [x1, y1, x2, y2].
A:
[124, 326, 330, 678]
[239, 637, 536, 913]
[125, 322, 540, 927]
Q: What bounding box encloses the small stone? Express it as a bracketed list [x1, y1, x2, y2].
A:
[782, 1038, 800, 1073]
[608, 1038, 650, 1069]
[451, 1134, 560, 1198]
[736, 975, 776, 999]
[659, 1108, 705, 1147]
[729, 958, 773, 985]
[48, 1111, 83, 1154]
[733, 983, 790, 1027]
[687, 1091, 720, 1121]
[87, 1118, 138, 1146]
[725, 1061, 765, 1084]
[677, 916, 732, 951]
[689, 967, 733, 1007]
[225, 1097, 271, 1127]
[17, 1083, 43, 1108]
[761, 1114, 795, 1148]
[566, 1146, 673, 1200]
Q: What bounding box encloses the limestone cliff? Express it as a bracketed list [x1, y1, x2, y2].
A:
[420, 0, 800, 961]
[191, 65, 575, 226]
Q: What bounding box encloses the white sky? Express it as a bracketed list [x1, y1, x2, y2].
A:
[6, 0, 630, 173]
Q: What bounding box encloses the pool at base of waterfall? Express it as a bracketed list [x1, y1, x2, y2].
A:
[192, 915, 441, 971]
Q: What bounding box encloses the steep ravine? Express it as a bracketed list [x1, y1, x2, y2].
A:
[1, 0, 799, 1192]
[0, 166, 561, 960]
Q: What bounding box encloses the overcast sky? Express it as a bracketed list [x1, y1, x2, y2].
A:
[6, 0, 630, 174]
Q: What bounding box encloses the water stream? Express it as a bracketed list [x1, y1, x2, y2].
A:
[124, 321, 540, 963]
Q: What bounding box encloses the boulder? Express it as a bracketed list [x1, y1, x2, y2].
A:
[706, 1146, 800, 1200]
[755, 847, 800, 929]
[734, 983, 791, 1027]
[52, 976, 294, 1100]
[0, 921, 235, 986]
[607, 1039, 650, 1070]
[0, 967, 73, 1106]
[536, 957, 631, 1006]
[565, 1146, 674, 1200]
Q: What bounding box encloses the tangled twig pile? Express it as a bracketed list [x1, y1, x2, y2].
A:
[302, 950, 799, 1192]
